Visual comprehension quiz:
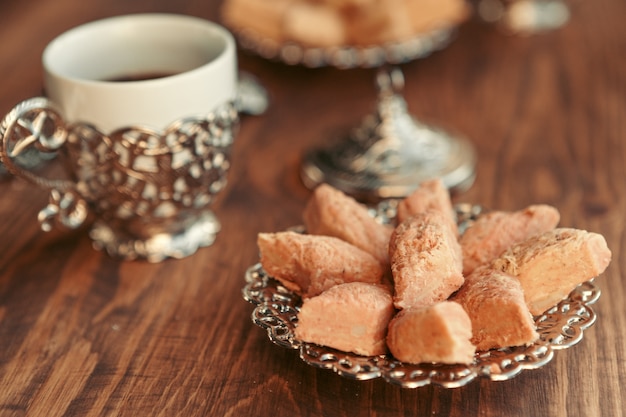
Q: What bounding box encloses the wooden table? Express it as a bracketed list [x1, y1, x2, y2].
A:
[1, 1, 624, 416]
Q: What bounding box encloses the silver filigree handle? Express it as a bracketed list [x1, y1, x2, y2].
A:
[0, 97, 72, 189]
[0, 97, 89, 230]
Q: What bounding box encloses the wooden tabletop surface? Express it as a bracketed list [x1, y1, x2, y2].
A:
[1, 1, 624, 416]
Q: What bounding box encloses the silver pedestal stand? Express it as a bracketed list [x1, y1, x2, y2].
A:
[228, 25, 477, 201]
[300, 67, 476, 201]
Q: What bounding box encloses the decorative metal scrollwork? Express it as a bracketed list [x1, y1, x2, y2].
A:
[1, 97, 239, 261]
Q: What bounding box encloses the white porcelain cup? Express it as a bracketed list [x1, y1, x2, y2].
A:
[0, 14, 240, 262]
[44, 13, 238, 132]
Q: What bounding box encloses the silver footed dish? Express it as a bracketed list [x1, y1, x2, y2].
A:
[242, 203, 602, 388]
[225, 16, 478, 200]
[226, 24, 456, 69]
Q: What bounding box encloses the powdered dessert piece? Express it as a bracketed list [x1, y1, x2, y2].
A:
[389, 210, 464, 310]
[295, 282, 395, 356]
[303, 183, 393, 268]
[460, 204, 560, 275]
[284, 2, 346, 47]
[222, 0, 471, 49]
[387, 301, 476, 364]
[395, 178, 457, 235]
[222, 0, 291, 43]
[405, 0, 470, 35]
[451, 266, 539, 351]
[257, 231, 384, 298]
[492, 228, 612, 315]
[342, 0, 414, 46]
[316, 0, 376, 9]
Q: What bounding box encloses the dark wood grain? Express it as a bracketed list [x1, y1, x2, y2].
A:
[1, 1, 625, 416]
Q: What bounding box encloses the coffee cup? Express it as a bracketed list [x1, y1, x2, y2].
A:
[0, 13, 239, 262]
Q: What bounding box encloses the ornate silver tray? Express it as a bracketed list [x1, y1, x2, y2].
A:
[227, 25, 455, 69]
[243, 203, 602, 388]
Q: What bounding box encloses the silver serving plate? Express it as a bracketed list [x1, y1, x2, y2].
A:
[242, 203, 602, 388]
[228, 25, 455, 69]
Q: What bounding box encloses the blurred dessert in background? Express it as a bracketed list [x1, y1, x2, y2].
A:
[222, 0, 470, 48]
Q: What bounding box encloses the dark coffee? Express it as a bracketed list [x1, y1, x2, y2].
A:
[105, 72, 177, 82]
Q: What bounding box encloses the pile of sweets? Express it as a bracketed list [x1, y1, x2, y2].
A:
[222, 0, 470, 48]
[257, 180, 611, 364]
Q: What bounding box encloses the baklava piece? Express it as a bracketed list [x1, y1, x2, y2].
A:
[257, 231, 385, 298]
[389, 210, 464, 310]
[295, 282, 395, 356]
[460, 204, 560, 275]
[303, 183, 393, 268]
[395, 178, 457, 235]
[451, 266, 539, 351]
[492, 228, 612, 315]
[387, 301, 475, 364]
